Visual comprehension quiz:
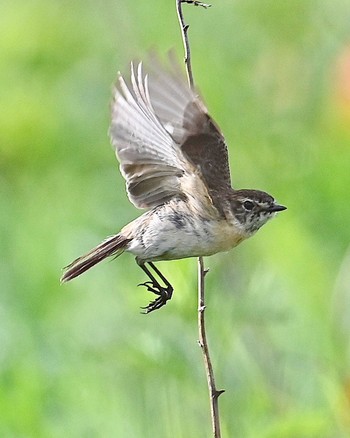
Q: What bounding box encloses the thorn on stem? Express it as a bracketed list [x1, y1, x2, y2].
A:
[213, 389, 225, 400]
[203, 268, 210, 276]
[198, 305, 206, 313]
[181, 0, 212, 8]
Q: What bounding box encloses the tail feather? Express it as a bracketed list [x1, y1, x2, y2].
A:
[61, 234, 131, 283]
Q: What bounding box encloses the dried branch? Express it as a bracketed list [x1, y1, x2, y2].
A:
[198, 258, 225, 437]
[176, 0, 211, 90]
[175, 2, 224, 437]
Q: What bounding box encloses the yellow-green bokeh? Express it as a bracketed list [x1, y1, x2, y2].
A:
[1, 0, 350, 436]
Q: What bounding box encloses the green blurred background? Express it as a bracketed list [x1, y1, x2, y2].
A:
[2, 0, 350, 436]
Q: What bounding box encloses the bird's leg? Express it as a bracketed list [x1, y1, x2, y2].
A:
[148, 262, 173, 290]
[137, 260, 174, 313]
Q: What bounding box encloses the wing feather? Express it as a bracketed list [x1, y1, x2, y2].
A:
[109, 53, 232, 211]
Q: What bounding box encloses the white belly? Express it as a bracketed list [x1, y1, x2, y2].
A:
[123, 203, 247, 262]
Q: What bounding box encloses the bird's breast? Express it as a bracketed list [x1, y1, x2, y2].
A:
[124, 203, 247, 262]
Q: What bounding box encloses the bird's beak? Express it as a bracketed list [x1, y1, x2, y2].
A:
[268, 204, 287, 212]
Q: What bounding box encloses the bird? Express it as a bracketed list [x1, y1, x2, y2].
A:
[60, 53, 286, 313]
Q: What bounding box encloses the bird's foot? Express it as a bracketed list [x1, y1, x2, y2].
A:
[138, 281, 173, 314]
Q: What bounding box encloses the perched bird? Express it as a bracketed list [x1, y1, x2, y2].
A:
[61, 54, 286, 313]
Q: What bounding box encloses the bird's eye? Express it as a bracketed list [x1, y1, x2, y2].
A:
[243, 200, 254, 211]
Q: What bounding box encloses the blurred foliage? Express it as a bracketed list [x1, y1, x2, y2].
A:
[1, 0, 350, 436]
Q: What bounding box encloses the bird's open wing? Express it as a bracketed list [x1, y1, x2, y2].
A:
[109, 54, 232, 210]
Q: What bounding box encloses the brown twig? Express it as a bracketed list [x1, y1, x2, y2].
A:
[175, 2, 224, 437]
[176, 0, 211, 90]
[198, 258, 225, 437]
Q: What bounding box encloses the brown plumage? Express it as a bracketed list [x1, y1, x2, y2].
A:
[61, 53, 286, 313]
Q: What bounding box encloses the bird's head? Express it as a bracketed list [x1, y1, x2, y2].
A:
[229, 189, 286, 235]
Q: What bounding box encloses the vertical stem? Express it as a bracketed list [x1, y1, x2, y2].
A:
[198, 257, 224, 437]
[175, 2, 224, 437]
[176, 0, 194, 89]
[176, 0, 211, 90]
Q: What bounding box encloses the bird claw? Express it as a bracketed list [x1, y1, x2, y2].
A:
[140, 296, 168, 314]
[138, 280, 173, 313]
[138, 281, 153, 288]
[138, 281, 161, 295]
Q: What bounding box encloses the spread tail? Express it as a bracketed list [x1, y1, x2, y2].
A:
[60, 234, 131, 283]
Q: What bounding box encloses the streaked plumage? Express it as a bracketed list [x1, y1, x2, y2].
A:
[61, 53, 286, 313]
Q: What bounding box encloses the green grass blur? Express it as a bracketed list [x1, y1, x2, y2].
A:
[1, 0, 350, 436]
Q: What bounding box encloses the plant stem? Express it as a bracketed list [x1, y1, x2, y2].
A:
[175, 2, 224, 437]
[198, 257, 225, 437]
